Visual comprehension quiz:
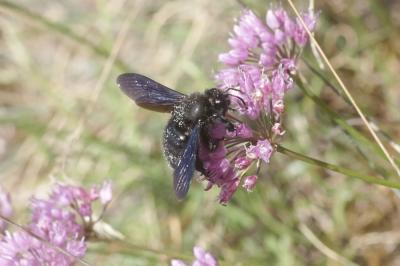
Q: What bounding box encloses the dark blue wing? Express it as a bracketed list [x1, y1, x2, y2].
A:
[117, 73, 185, 112]
[173, 125, 200, 199]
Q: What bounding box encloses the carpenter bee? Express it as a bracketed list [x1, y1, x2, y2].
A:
[117, 73, 236, 199]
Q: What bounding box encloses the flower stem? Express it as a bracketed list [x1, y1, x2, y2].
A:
[276, 145, 400, 189]
[94, 239, 231, 266]
[294, 76, 400, 168]
[105, 239, 194, 261]
[287, 0, 400, 177]
[303, 59, 400, 160]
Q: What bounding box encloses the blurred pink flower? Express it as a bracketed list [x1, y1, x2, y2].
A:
[243, 175, 258, 192]
[171, 246, 219, 266]
[0, 181, 113, 265]
[171, 260, 188, 266]
[234, 156, 252, 170]
[246, 139, 273, 164]
[0, 231, 41, 265]
[99, 180, 113, 205]
[272, 122, 285, 136]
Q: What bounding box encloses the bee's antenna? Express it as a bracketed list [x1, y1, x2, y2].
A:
[224, 87, 242, 93]
[227, 94, 247, 109]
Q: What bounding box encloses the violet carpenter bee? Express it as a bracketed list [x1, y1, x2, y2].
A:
[117, 73, 237, 199]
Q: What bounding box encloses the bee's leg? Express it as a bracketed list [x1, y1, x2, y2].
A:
[208, 139, 218, 151]
[201, 121, 220, 151]
[225, 120, 235, 132]
[219, 117, 235, 132]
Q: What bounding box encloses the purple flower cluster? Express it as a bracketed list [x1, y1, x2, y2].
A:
[171, 246, 219, 266]
[216, 8, 317, 118]
[0, 181, 112, 266]
[200, 8, 317, 203]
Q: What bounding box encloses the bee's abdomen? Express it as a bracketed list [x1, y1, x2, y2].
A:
[163, 119, 189, 169]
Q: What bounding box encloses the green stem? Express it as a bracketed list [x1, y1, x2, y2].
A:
[303, 61, 400, 158]
[0, 0, 129, 71]
[277, 145, 400, 189]
[303, 59, 349, 104]
[92, 239, 231, 266]
[294, 76, 400, 167]
[104, 239, 193, 261]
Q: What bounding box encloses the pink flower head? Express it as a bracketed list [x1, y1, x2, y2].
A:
[216, 7, 317, 118]
[234, 156, 252, 170]
[99, 180, 112, 206]
[243, 175, 258, 192]
[0, 181, 113, 265]
[293, 11, 319, 46]
[266, 9, 281, 29]
[0, 230, 86, 265]
[198, 140, 241, 203]
[171, 246, 219, 266]
[226, 123, 253, 139]
[272, 99, 285, 114]
[193, 246, 219, 266]
[29, 185, 89, 263]
[0, 231, 41, 265]
[171, 260, 188, 266]
[196, 7, 317, 203]
[50, 184, 92, 217]
[246, 139, 273, 164]
[218, 178, 240, 204]
[272, 123, 285, 136]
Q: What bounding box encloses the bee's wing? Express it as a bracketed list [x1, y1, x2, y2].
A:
[117, 73, 185, 112]
[173, 125, 200, 199]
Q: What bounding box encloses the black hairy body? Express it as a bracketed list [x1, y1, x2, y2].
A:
[117, 73, 233, 199]
[163, 89, 231, 170]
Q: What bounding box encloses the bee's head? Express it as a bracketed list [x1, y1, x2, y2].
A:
[205, 88, 230, 115]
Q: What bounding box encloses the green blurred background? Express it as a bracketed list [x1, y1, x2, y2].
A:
[1, 0, 400, 265]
